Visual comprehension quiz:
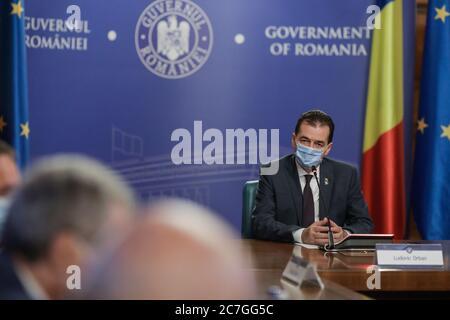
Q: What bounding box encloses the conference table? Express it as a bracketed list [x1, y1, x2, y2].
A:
[240, 239, 450, 300]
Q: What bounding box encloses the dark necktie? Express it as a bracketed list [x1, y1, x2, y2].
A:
[302, 174, 315, 227]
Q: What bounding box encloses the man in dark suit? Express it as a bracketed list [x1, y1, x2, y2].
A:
[253, 110, 373, 244]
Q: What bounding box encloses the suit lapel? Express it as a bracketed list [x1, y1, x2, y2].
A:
[319, 158, 334, 220]
[286, 154, 302, 225]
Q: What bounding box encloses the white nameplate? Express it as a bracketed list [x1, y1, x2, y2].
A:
[376, 244, 444, 267]
[281, 254, 324, 289]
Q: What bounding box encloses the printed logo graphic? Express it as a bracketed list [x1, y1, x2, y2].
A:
[135, 0, 213, 79]
[366, 265, 381, 290]
[66, 265, 81, 290]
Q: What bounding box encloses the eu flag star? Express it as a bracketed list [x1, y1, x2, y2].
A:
[435, 5, 450, 23]
[11, 1, 24, 18]
[20, 122, 30, 139]
[441, 124, 450, 141]
[417, 117, 429, 134]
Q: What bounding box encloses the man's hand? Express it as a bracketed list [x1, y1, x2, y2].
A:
[301, 218, 347, 245]
[328, 219, 347, 242]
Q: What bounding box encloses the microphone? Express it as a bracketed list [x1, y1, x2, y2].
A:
[311, 165, 334, 249]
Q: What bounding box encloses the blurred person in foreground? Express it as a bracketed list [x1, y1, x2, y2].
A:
[0, 140, 22, 235]
[0, 155, 135, 300]
[84, 199, 256, 300]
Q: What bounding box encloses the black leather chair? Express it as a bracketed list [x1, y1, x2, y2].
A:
[241, 180, 258, 238]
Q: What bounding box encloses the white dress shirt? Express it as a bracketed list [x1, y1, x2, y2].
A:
[292, 162, 320, 243]
[15, 261, 49, 300]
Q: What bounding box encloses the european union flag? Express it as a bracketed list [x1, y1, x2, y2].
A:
[413, 0, 450, 239]
[0, 0, 30, 169]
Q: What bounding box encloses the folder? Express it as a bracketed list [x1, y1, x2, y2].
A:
[322, 234, 394, 252]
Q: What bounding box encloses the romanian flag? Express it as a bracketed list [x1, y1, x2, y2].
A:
[413, 0, 450, 240]
[0, 0, 30, 169]
[361, 0, 406, 239]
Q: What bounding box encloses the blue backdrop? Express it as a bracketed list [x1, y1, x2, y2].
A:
[25, 0, 415, 230]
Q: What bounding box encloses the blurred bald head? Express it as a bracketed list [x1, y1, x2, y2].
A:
[86, 199, 256, 300]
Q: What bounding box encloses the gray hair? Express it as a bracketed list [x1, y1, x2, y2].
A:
[1, 155, 135, 261]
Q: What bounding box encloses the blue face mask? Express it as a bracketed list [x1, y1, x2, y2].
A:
[295, 143, 324, 168]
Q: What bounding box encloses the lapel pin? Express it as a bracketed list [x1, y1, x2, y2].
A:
[324, 178, 329, 185]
